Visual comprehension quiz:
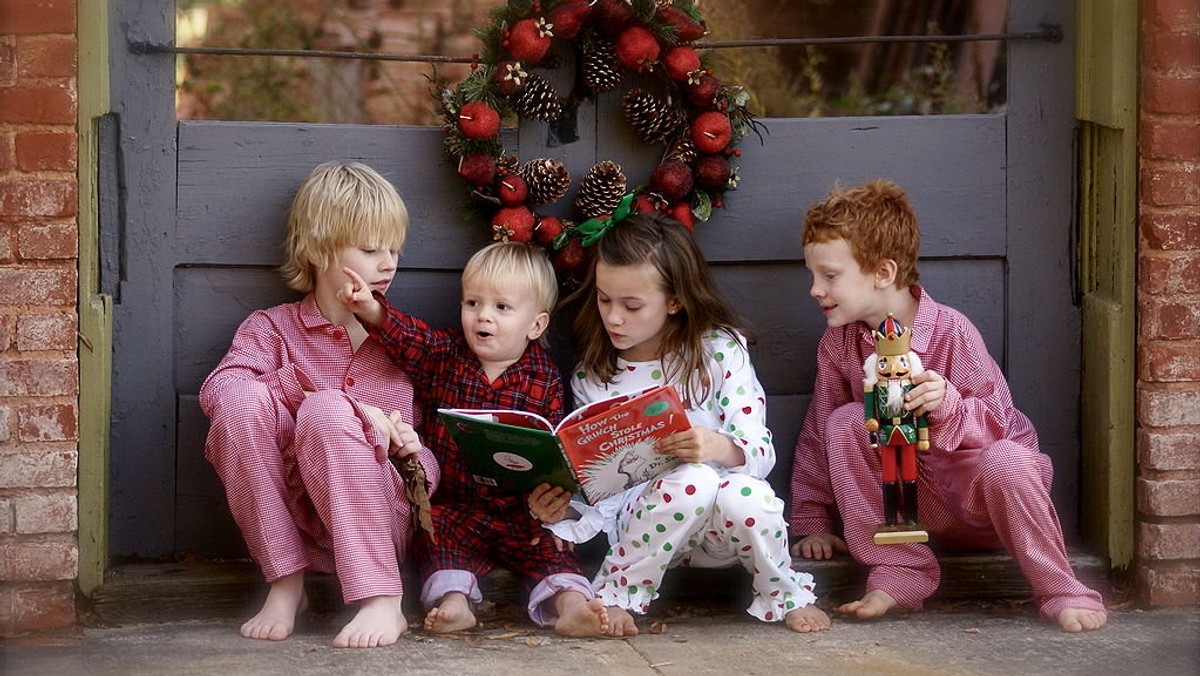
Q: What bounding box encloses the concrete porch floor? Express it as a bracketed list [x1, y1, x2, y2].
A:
[4, 554, 1198, 676]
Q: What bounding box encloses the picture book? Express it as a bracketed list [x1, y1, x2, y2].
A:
[438, 384, 691, 504]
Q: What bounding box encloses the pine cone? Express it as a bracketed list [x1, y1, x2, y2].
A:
[622, 89, 684, 145]
[575, 160, 628, 219]
[583, 39, 624, 93]
[514, 73, 563, 123]
[519, 158, 572, 205]
[496, 154, 520, 174]
[664, 135, 698, 164]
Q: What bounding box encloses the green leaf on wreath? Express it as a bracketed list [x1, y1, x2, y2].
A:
[693, 192, 713, 222]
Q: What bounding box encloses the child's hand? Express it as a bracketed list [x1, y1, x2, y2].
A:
[384, 411, 422, 459]
[656, 427, 746, 468]
[906, 369, 946, 416]
[337, 267, 384, 326]
[528, 483, 572, 524]
[362, 402, 422, 459]
[791, 533, 848, 560]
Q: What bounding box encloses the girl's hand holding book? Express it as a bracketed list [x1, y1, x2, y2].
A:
[655, 427, 745, 468]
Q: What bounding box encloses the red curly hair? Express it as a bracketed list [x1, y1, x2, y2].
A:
[801, 179, 921, 289]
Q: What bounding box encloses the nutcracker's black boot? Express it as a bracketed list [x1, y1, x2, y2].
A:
[902, 480, 919, 526]
[881, 482, 899, 527]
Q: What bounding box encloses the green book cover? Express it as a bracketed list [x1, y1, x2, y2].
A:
[438, 409, 578, 495]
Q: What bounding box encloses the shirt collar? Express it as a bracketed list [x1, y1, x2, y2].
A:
[857, 284, 935, 354]
[298, 293, 331, 330]
[909, 284, 936, 354]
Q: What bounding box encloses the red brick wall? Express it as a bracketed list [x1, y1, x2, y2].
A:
[1136, 0, 1200, 606]
[0, 0, 80, 634]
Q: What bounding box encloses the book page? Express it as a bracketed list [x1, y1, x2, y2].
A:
[441, 408, 554, 432]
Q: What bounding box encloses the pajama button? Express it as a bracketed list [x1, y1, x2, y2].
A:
[345, 377, 355, 387]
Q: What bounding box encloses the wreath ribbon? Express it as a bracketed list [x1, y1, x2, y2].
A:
[576, 193, 635, 247]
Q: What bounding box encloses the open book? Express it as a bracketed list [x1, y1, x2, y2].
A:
[439, 384, 691, 504]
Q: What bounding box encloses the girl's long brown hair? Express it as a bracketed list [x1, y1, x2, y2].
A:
[560, 212, 751, 407]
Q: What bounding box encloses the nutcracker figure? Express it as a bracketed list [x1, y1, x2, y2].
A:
[863, 313, 930, 545]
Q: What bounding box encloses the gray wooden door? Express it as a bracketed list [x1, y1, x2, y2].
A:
[107, 1, 1079, 558]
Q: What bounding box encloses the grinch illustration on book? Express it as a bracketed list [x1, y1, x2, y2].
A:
[863, 313, 931, 545]
[577, 437, 679, 504]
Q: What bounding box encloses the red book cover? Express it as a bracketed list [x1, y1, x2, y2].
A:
[556, 385, 691, 504]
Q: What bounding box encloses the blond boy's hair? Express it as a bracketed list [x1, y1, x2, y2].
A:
[463, 241, 558, 345]
[281, 160, 409, 293]
[802, 179, 921, 289]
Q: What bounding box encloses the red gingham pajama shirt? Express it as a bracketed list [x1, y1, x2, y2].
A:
[789, 285, 1104, 619]
[200, 295, 440, 604]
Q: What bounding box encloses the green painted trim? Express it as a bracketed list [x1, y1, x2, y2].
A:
[1076, 0, 1137, 128]
[1076, 0, 1138, 568]
[78, 0, 113, 596]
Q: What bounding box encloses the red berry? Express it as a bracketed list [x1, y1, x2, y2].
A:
[690, 111, 733, 154]
[547, 0, 592, 40]
[693, 154, 732, 190]
[458, 102, 501, 140]
[658, 5, 707, 43]
[507, 18, 552, 64]
[668, 202, 695, 231]
[649, 160, 694, 202]
[456, 152, 497, 187]
[590, 0, 634, 35]
[614, 26, 661, 72]
[663, 46, 701, 81]
[491, 206, 536, 242]
[495, 173, 529, 206]
[534, 215, 564, 246]
[553, 238, 586, 274]
[494, 60, 527, 95]
[687, 74, 722, 109]
[633, 193, 663, 214]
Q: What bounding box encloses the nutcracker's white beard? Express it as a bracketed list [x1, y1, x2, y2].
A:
[883, 380, 905, 417]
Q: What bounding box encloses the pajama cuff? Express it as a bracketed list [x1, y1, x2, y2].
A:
[526, 572, 595, 627]
[420, 569, 482, 609]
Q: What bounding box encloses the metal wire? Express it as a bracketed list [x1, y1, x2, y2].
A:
[129, 24, 1061, 62]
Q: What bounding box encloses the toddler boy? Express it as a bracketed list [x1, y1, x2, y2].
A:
[339, 241, 609, 636]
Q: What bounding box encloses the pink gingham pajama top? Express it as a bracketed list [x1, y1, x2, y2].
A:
[788, 286, 1103, 618]
[199, 294, 440, 604]
[550, 330, 818, 622]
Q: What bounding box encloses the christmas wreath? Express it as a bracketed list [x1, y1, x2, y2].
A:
[439, 0, 761, 281]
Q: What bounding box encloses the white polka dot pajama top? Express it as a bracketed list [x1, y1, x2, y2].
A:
[548, 330, 819, 622]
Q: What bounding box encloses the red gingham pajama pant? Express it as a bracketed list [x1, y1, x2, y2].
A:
[206, 385, 416, 603]
[822, 402, 1105, 619]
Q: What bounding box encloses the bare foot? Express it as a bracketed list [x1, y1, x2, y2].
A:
[423, 592, 477, 633]
[604, 606, 639, 637]
[1056, 606, 1108, 633]
[784, 604, 831, 633]
[332, 595, 407, 648]
[553, 592, 611, 637]
[241, 571, 307, 641]
[836, 589, 899, 620]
